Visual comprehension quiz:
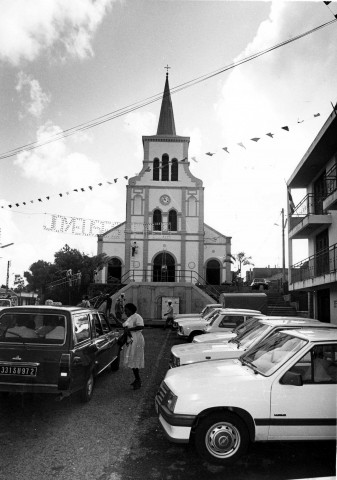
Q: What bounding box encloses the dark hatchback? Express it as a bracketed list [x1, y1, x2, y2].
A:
[0, 306, 122, 402]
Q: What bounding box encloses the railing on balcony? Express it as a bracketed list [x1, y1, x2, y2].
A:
[292, 193, 326, 217]
[325, 163, 337, 197]
[290, 242, 337, 283]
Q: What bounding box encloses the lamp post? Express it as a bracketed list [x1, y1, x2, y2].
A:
[0, 243, 14, 290]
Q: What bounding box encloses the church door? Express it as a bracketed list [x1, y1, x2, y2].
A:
[107, 258, 122, 282]
[206, 259, 221, 285]
[153, 252, 175, 282]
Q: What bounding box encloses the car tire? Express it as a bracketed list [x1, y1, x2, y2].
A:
[195, 412, 249, 465]
[111, 353, 120, 372]
[188, 331, 203, 342]
[80, 372, 95, 403]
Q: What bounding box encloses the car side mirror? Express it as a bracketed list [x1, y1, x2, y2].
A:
[280, 371, 303, 386]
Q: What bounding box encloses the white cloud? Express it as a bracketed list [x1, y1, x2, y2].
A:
[16, 72, 51, 117]
[0, 0, 115, 65]
[14, 122, 102, 186]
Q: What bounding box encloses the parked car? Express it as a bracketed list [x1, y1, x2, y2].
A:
[0, 305, 122, 402]
[174, 303, 222, 321]
[192, 316, 266, 344]
[176, 309, 262, 342]
[156, 327, 337, 465]
[170, 317, 328, 368]
[251, 278, 269, 290]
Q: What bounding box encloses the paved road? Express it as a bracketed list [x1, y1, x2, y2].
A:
[0, 328, 335, 480]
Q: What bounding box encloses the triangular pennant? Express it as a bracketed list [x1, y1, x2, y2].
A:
[191, 156, 198, 162]
[59, 193, 63, 197]
[66, 192, 69, 195]
[107, 181, 113, 185]
[222, 147, 230, 154]
[314, 113, 320, 117]
[237, 142, 246, 149]
[98, 183, 102, 186]
[88, 186, 93, 190]
[46, 196, 50, 200]
[73, 189, 78, 192]
[8, 205, 12, 208]
[23, 202, 26, 205]
[81, 188, 85, 192]
[124, 176, 128, 180]
[15, 203, 19, 207]
[114, 179, 118, 183]
[30, 200, 34, 203]
[206, 152, 215, 156]
[323, 1, 331, 4]
[250, 138, 260, 142]
[181, 157, 187, 162]
[266, 132, 274, 138]
[282, 126, 289, 131]
[38, 199, 42, 202]
[297, 119, 304, 123]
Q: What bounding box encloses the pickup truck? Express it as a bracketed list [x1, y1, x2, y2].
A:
[156, 327, 337, 465]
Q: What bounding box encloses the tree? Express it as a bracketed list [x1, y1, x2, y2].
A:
[223, 252, 254, 284]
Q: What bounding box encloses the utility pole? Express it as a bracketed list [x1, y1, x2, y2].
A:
[6, 260, 11, 292]
[281, 208, 287, 286]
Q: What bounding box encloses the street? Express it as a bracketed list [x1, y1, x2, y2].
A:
[0, 328, 335, 480]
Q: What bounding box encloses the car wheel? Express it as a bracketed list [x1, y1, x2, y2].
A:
[81, 372, 94, 403]
[111, 353, 120, 372]
[195, 412, 249, 465]
[188, 331, 203, 342]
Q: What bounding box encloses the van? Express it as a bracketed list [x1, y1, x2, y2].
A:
[0, 305, 121, 402]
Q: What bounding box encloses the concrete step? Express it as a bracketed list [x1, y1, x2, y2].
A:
[267, 306, 297, 316]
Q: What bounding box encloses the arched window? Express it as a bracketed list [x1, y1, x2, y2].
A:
[153, 158, 160, 181]
[168, 210, 177, 231]
[153, 209, 162, 231]
[171, 158, 178, 181]
[162, 154, 169, 181]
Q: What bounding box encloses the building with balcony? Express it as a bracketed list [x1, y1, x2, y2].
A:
[287, 110, 337, 323]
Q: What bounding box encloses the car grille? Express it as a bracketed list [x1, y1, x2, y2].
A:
[156, 381, 169, 406]
[170, 353, 180, 367]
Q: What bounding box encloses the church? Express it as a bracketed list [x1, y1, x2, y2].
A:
[96, 73, 231, 309]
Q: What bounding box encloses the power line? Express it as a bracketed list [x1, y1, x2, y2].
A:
[0, 18, 335, 162]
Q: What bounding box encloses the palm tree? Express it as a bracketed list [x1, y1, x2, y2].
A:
[223, 252, 254, 285]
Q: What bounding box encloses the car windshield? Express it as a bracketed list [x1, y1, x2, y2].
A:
[0, 300, 11, 307]
[0, 312, 66, 344]
[231, 319, 261, 343]
[253, 278, 265, 282]
[241, 331, 307, 376]
[205, 310, 221, 323]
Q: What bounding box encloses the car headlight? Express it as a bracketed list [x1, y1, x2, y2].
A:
[164, 389, 178, 412]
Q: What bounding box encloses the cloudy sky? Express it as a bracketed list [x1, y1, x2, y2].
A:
[0, 0, 336, 286]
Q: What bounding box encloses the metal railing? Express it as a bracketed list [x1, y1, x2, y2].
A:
[120, 269, 220, 300]
[325, 163, 337, 197]
[290, 242, 337, 283]
[292, 193, 325, 217]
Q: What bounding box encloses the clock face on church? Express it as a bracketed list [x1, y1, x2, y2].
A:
[160, 194, 171, 205]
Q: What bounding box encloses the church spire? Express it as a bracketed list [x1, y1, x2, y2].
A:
[156, 70, 176, 135]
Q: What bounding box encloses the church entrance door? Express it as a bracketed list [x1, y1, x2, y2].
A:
[107, 258, 122, 282]
[206, 259, 221, 285]
[153, 252, 175, 282]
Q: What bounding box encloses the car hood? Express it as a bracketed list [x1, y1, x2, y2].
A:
[171, 341, 243, 364]
[164, 359, 266, 411]
[193, 332, 237, 343]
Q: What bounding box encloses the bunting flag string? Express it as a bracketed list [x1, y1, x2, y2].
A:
[0, 106, 333, 211]
[323, 0, 337, 19]
[0, 178, 129, 210]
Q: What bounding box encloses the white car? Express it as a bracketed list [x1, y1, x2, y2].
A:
[176, 309, 262, 342]
[156, 327, 337, 465]
[170, 317, 327, 367]
[174, 303, 222, 321]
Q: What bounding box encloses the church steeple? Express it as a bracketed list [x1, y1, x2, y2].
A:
[156, 72, 176, 135]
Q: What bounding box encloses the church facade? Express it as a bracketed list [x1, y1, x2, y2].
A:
[97, 74, 231, 286]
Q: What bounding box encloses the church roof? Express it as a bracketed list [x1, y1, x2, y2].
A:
[156, 73, 176, 135]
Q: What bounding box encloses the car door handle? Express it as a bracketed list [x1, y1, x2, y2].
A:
[73, 356, 83, 365]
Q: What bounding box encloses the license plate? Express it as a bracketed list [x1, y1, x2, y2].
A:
[0, 365, 37, 376]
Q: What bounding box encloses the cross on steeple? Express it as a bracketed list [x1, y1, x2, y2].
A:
[164, 64, 171, 76]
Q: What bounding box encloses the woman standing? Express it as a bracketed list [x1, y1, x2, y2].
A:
[122, 303, 145, 390]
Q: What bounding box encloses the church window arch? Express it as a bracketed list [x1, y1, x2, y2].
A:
[168, 209, 177, 231]
[187, 196, 197, 216]
[153, 209, 162, 231]
[153, 158, 160, 181]
[162, 154, 169, 181]
[133, 194, 143, 215]
[205, 259, 221, 285]
[171, 158, 178, 181]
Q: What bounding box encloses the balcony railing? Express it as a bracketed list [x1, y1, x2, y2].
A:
[325, 163, 337, 197]
[292, 193, 325, 217]
[290, 242, 337, 283]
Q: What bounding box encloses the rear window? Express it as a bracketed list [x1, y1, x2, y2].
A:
[0, 312, 66, 344]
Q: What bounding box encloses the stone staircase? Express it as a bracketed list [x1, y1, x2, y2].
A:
[266, 291, 298, 317]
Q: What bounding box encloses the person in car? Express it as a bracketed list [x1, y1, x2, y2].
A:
[6, 316, 38, 338]
[45, 317, 65, 340]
